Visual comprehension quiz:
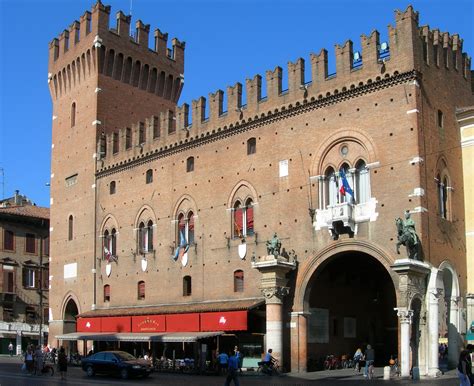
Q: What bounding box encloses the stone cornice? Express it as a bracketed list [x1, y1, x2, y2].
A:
[96, 70, 419, 179]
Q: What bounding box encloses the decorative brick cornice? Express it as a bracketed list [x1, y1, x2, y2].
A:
[96, 70, 419, 179]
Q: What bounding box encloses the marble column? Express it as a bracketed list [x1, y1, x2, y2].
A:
[397, 308, 413, 377]
[448, 296, 460, 368]
[428, 287, 442, 377]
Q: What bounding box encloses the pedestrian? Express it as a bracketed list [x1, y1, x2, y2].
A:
[353, 347, 363, 373]
[224, 351, 240, 386]
[34, 345, 43, 375]
[364, 344, 375, 378]
[234, 345, 243, 373]
[458, 350, 471, 386]
[8, 342, 14, 357]
[25, 345, 34, 374]
[216, 350, 229, 375]
[57, 346, 68, 380]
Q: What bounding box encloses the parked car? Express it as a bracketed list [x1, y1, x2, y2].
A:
[81, 351, 152, 379]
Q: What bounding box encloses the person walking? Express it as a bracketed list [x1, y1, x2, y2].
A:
[34, 345, 43, 375]
[458, 350, 471, 386]
[364, 344, 375, 378]
[25, 345, 34, 374]
[224, 351, 240, 386]
[57, 346, 68, 380]
[353, 347, 363, 373]
[217, 350, 229, 375]
[8, 342, 14, 357]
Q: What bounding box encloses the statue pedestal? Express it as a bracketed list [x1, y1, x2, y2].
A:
[252, 255, 297, 365]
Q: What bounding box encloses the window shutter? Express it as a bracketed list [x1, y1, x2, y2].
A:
[22, 268, 28, 287]
[35, 269, 40, 289]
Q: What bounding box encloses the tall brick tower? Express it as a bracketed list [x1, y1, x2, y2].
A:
[47, 1, 184, 344]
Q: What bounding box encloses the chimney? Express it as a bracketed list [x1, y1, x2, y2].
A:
[14, 190, 22, 205]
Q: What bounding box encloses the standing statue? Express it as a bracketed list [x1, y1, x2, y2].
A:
[395, 211, 422, 261]
[266, 233, 281, 256]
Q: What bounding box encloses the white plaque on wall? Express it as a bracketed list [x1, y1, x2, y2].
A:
[308, 307, 329, 343]
[63, 262, 77, 279]
[279, 160, 289, 177]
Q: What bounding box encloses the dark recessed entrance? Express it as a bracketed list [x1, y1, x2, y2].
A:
[306, 251, 397, 370]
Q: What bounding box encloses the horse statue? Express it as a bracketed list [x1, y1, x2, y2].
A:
[395, 211, 422, 261]
[266, 233, 282, 256]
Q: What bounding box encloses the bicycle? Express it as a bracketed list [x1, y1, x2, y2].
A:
[33, 362, 54, 376]
[257, 359, 281, 376]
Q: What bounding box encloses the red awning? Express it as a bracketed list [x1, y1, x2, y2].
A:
[77, 317, 101, 333]
[132, 315, 166, 333]
[101, 316, 131, 333]
[166, 313, 200, 332]
[200, 311, 247, 331]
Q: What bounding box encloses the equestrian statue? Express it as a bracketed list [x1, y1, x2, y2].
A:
[395, 210, 423, 261]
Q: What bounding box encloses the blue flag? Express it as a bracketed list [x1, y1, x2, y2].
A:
[339, 170, 354, 198]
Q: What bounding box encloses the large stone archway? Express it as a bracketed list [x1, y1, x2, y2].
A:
[290, 240, 398, 372]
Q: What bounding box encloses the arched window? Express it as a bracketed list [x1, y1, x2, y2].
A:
[324, 167, 337, 208]
[233, 199, 254, 238]
[247, 138, 256, 155]
[138, 281, 145, 300]
[177, 211, 194, 246]
[437, 173, 450, 220]
[104, 284, 110, 302]
[71, 102, 76, 127]
[186, 157, 194, 173]
[138, 220, 153, 253]
[183, 276, 192, 296]
[68, 215, 73, 241]
[354, 160, 370, 204]
[339, 163, 350, 204]
[112, 132, 119, 154]
[132, 60, 141, 87]
[103, 228, 116, 259]
[146, 169, 153, 184]
[110, 181, 116, 195]
[234, 270, 244, 292]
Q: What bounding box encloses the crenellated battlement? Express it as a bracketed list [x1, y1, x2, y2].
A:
[48, 1, 185, 101]
[95, 5, 471, 172]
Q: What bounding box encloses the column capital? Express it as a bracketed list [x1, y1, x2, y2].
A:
[395, 308, 413, 323]
[290, 311, 311, 318]
[262, 286, 290, 303]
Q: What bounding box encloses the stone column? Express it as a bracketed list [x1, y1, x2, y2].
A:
[428, 287, 442, 377]
[397, 308, 413, 377]
[448, 296, 460, 368]
[252, 255, 296, 366]
[262, 286, 288, 362]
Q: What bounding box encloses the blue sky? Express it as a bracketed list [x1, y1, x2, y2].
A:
[0, 0, 472, 208]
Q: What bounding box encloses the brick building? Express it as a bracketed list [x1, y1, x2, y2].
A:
[47, 1, 472, 376]
[0, 191, 49, 354]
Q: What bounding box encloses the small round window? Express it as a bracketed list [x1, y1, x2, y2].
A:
[340, 145, 349, 157]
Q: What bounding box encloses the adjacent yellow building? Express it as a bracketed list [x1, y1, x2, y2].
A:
[457, 106, 474, 342]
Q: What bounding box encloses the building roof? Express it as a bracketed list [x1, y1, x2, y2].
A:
[79, 298, 265, 318]
[0, 205, 50, 220]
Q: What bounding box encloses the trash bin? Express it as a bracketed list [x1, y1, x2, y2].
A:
[383, 366, 390, 380]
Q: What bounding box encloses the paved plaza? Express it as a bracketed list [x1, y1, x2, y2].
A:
[0, 356, 461, 385]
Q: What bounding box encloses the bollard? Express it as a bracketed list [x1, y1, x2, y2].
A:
[383, 366, 391, 380]
[412, 366, 420, 380]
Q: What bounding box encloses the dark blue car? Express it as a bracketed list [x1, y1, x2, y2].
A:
[81, 350, 152, 379]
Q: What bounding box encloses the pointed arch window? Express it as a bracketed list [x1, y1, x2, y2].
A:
[437, 173, 450, 220]
[177, 211, 194, 246]
[233, 198, 254, 238]
[138, 281, 145, 300]
[68, 215, 74, 241]
[234, 270, 244, 292]
[324, 167, 338, 208]
[138, 220, 154, 253]
[103, 228, 117, 259]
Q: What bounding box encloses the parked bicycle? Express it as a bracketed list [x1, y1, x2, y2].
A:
[324, 355, 341, 370]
